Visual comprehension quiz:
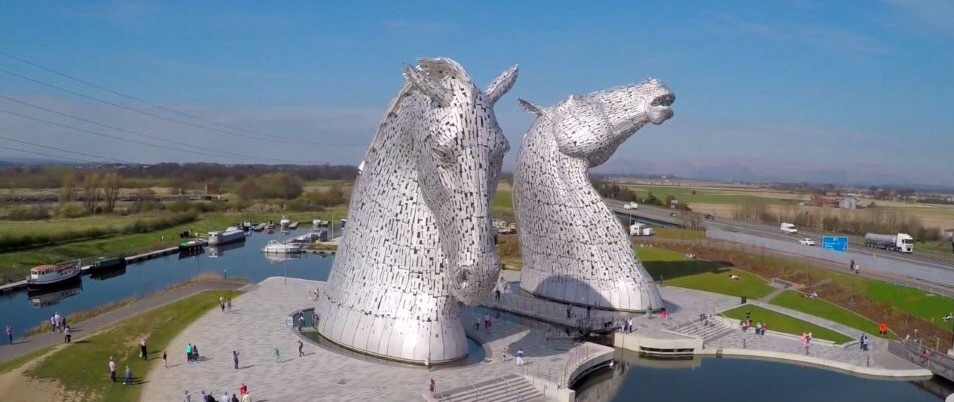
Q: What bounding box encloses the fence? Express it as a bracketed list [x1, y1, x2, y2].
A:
[707, 228, 954, 291]
[888, 340, 954, 382]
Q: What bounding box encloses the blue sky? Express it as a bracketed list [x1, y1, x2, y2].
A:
[1, 0, 952, 186]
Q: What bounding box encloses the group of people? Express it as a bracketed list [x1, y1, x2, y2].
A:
[800, 332, 814, 347]
[474, 314, 494, 331]
[187, 383, 251, 402]
[49, 312, 67, 333]
[619, 317, 635, 333]
[740, 319, 768, 335]
[186, 343, 201, 363]
[850, 259, 860, 274]
[859, 334, 871, 351]
[107, 356, 134, 385]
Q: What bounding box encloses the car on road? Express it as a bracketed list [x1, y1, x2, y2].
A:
[798, 238, 816, 246]
[704, 214, 714, 220]
[623, 202, 639, 210]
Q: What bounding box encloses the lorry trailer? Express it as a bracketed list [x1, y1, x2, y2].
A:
[864, 232, 914, 253]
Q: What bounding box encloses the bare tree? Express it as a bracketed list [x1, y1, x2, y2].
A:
[81, 173, 101, 212]
[59, 172, 77, 205]
[100, 172, 122, 212]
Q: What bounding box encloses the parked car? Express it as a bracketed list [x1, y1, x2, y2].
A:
[798, 238, 816, 246]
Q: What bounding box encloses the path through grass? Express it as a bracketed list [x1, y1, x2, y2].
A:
[24, 289, 240, 401]
[769, 291, 893, 339]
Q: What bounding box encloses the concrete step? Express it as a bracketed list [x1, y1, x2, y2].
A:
[675, 320, 734, 342]
[434, 373, 544, 402]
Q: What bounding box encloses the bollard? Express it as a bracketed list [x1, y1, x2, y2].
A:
[743, 338, 746, 349]
[806, 345, 810, 356]
[867, 355, 870, 367]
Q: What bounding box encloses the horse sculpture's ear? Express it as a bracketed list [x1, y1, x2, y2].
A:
[485, 64, 518, 106]
[403, 64, 452, 107]
[518, 99, 543, 116]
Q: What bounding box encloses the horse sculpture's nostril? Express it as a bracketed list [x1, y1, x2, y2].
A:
[457, 267, 472, 288]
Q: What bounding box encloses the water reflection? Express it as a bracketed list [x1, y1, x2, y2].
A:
[27, 282, 83, 309]
[0, 229, 334, 337]
[574, 349, 952, 402]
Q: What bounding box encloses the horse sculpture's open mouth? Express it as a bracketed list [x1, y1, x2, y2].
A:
[651, 93, 675, 107]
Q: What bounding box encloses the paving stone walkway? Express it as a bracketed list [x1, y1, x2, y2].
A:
[0, 280, 244, 364]
[142, 277, 610, 402]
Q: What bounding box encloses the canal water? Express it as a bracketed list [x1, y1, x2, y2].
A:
[0, 228, 334, 336]
[574, 350, 954, 401]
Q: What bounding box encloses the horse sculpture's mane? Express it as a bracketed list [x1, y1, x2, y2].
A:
[359, 58, 473, 172]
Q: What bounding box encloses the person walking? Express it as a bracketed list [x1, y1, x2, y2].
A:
[124, 365, 132, 385]
[64, 326, 71, 343]
[227, 298, 232, 312]
[231, 394, 239, 402]
[298, 314, 305, 331]
[163, 351, 168, 368]
[219, 296, 225, 312]
[193, 344, 199, 361]
[241, 393, 251, 402]
[140, 338, 148, 360]
[494, 289, 501, 302]
[50, 315, 57, 333]
[516, 349, 525, 366]
[429, 378, 437, 397]
[850, 259, 855, 272]
[239, 383, 247, 396]
[5, 324, 12, 345]
[298, 340, 304, 357]
[222, 391, 229, 402]
[186, 343, 193, 363]
[233, 350, 239, 369]
[108, 357, 117, 382]
[274, 346, 281, 363]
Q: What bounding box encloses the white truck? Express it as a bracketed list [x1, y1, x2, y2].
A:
[864, 233, 914, 253]
[623, 202, 639, 210]
[780, 222, 798, 234]
[630, 223, 655, 236]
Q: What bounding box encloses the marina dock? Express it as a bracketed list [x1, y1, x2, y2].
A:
[0, 239, 209, 294]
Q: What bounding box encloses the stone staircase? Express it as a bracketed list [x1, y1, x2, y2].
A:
[432, 373, 545, 402]
[673, 319, 734, 343]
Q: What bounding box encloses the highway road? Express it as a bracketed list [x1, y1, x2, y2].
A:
[602, 198, 954, 272]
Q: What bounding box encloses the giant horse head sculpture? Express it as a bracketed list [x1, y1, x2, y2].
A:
[512, 78, 673, 312]
[398, 59, 516, 305]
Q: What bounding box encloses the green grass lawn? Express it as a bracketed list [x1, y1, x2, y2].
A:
[866, 282, 954, 325]
[653, 228, 706, 241]
[493, 188, 513, 211]
[24, 289, 241, 402]
[769, 291, 892, 338]
[624, 185, 789, 205]
[0, 214, 179, 237]
[0, 209, 343, 281]
[638, 247, 774, 299]
[721, 305, 852, 344]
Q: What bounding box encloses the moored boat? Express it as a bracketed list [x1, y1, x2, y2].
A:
[91, 256, 126, 271]
[262, 240, 303, 254]
[208, 227, 246, 246]
[279, 216, 290, 228]
[26, 261, 81, 289]
[288, 221, 299, 229]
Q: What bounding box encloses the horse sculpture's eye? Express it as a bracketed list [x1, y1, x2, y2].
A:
[432, 146, 455, 166]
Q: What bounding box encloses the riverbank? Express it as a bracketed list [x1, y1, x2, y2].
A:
[0, 209, 343, 284]
[0, 278, 246, 365]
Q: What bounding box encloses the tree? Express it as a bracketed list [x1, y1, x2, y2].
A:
[236, 177, 261, 201]
[59, 172, 77, 205]
[100, 172, 123, 212]
[81, 173, 101, 213]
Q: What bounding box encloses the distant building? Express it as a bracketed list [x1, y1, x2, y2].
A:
[205, 183, 221, 196]
[839, 197, 859, 209]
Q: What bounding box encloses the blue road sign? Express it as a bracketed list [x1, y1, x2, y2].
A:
[822, 236, 848, 252]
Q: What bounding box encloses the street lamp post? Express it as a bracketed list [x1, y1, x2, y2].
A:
[944, 313, 954, 356]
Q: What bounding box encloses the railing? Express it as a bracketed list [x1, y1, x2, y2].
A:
[464, 377, 487, 402]
[559, 342, 592, 387]
[888, 340, 954, 381]
[494, 369, 524, 402]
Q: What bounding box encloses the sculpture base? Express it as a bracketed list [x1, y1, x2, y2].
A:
[519, 266, 663, 312]
[315, 298, 467, 364]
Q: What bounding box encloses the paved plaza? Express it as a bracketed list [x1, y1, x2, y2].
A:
[142, 277, 607, 402]
[142, 274, 926, 402]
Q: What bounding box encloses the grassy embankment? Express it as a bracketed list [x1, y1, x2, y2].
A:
[7, 289, 241, 402]
[647, 233, 954, 347]
[0, 209, 344, 282]
[637, 246, 774, 299]
[770, 290, 894, 339]
[721, 305, 853, 344]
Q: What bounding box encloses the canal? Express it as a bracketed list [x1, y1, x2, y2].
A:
[574, 350, 954, 401]
[0, 228, 334, 336]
